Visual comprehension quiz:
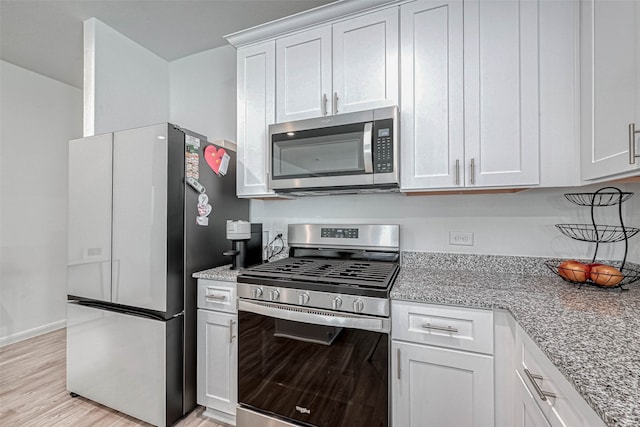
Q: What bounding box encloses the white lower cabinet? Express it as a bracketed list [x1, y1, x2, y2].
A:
[514, 371, 551, 427]
[494, 309, 606, 427]
[392, 341, 494, 427]
[391, 300, 494, 427]
[514, 323, 606, 427]
[196, 280, 237, 425]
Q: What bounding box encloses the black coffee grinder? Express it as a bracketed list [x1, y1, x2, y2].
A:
[223, 220, 263, 270]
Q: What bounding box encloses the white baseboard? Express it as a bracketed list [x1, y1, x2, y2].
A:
[0, 319, 67, 347]
[202, 407, 236, 426]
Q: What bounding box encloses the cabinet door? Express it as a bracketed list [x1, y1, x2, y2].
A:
[237, 41, 277, 198]
[392, 341, 494, 427]
[514, 371, 552, 427]
[276, 26, 332, 122]
[464, 0, 540, 187]
[400, 0, 464, 190]
[332, 7, 399, 115]
[581, 0, 640, 180]
[197, 309, 237, 416]
[67, 134, 113, 302]
[515, 325, 607, 427]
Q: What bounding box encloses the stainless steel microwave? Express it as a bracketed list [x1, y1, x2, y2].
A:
[268, 106, 399, 195]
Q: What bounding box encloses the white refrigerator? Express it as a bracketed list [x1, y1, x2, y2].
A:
[66, 123, 248, 426]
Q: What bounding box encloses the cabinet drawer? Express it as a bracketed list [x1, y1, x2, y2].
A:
[392, 300, 494, 355]
[515, 324, 606, 427]
[197, 279, 236, 313]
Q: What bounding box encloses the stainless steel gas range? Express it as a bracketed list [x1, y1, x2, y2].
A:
[235, 224, 400, 427]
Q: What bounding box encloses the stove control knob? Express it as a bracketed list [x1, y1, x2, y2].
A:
[252, 287, 263, 299]
[269, 290, 280, 301]
[332, 297, 343, 310]
[353, 299, 365, 313]
[299, 292, 310, 305]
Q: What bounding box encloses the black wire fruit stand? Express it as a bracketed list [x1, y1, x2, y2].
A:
[545, 187, 640, 291]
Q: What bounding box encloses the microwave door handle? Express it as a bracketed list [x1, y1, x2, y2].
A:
[363, 122, 374, 173]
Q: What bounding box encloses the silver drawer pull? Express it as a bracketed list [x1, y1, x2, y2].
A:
[421, 323, 458, 333]
[524, 368, 557, 401]
[206, 294, 226, 301]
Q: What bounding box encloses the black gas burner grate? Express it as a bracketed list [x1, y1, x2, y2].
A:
[242, 257, 398, 289]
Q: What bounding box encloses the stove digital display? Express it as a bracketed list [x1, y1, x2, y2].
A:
[321, 227, 359, 238]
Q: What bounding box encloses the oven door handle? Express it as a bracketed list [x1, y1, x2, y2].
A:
[238, 299, 390, 333]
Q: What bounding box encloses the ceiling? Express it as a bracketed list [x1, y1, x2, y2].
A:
[0, 0, 334, 89]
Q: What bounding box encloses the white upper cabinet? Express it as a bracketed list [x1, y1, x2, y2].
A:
[332, 8, 399, 115]
[236, 41, 277, 198]
[464, 0, 540, 188]
[401, 0, 541, 191]
[275, 7, 399, 122]
[581, 0, 640, 181]
[276, 27, 332, 122]
[400, 0, 464, 189]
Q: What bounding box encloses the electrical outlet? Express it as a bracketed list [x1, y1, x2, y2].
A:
[449, 231, 474, 246]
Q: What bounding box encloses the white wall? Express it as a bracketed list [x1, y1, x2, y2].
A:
[169, 45, 237, 141]
[84, 18, 169, 136]
[251, 183, 640, 264]
[0, 61, 82, 345]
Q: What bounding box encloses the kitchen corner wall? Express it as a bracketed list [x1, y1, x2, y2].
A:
[169, 45, 237, 141]
[0, 60, 82, 345]
[83, 18, 170, 136]
[251, 183, 640, 264]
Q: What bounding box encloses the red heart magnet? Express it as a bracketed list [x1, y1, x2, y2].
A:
[204, 145, 227, 175]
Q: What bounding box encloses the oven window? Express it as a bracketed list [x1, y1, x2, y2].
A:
[238, 311, 388, 427]
[271, 123, 367, 179]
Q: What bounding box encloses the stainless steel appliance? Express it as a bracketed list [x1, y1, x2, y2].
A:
[223, 220, 263, 270]
[236, 224, 400, 427]
[269, 106, 399, 195]
[66, 123, 249, 427]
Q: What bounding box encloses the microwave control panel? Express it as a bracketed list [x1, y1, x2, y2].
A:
[373, 119, 394, 173]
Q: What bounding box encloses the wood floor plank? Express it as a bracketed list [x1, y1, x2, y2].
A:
[0, 329, 227, 427]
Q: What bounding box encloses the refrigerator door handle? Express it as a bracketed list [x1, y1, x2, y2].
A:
[68, 300, 170, 322]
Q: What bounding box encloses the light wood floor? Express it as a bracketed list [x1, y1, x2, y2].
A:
[0, 329, 227, 427]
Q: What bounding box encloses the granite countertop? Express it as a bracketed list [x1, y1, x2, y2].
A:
[391, 266, 640, 427]
[192, 264, 239, 282]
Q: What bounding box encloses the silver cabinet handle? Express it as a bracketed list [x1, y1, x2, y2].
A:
[396, 348, 401, 380]
[363, 122, 374, 173]
[524, 368, 556, 401]
[229, 319, 236, 343]
[205, 294, 226, 301]
[629, 123, 640, 164]
[322, 94, 328, 116]
[470, 158, 476, 185]
[455, 159, 460, 186]
[421, 323, 459, 333]
[333, 92, 339, 114]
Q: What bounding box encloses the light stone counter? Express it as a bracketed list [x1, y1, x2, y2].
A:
[192, 264, 239, 282]
[392, 255, 640, 427]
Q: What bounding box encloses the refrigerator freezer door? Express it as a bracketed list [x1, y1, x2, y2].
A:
[112, 124, 169, 312]
[66, 302, 182, 427]
[67, 133, 113, 302]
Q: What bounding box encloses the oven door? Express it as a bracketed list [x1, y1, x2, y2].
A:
[237, 300, 389, 427]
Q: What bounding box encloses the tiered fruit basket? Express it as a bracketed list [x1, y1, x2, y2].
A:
[545, 187, 640, 290]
